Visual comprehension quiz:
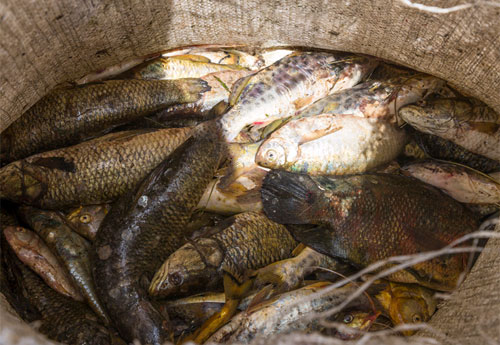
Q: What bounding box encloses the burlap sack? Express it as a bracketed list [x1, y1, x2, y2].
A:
[0, 1, 499, 344]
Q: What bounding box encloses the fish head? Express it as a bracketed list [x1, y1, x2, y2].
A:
[0, 162, 45, 205]
[255, 138, 296, 169]
[330, 56, 379, 93]
[394, 75, 445, 106]
[399, 104, 447, 134]
[66, 204, 110, 240]
[149, 239, 223, 297]
[388, 284, 437, 336]
[3, 226, 34, 247]
[331, 310, 380, 340]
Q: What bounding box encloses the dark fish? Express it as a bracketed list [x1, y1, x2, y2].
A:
[262, 170, 479, 291]
[149, 211, 297, 297]
[20, 206, 109, 323]
[92, 121, 225, 345]
[0, 128, 191, 209]
[65, 204, 111, 241]
[412, 130, 500, 173]
[1, 79, 207, 161]
[9, 250, 124, 345]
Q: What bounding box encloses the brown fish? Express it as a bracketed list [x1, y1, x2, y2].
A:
[65, 204, 111, 241]
[262, 170, 479, 291]
[1, 79, 207, 161]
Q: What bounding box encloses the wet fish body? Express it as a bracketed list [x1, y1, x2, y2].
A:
[401, 160, 500, 204]
[149, 211, 297, 297]
[218, 52, 378, 142]
[399, 99, 500, 161]
[0, 128, 191, 209]
[262, 170, 479, 291]
[411, 130, 500, 173]
[20, 207, 109, 323]
[1, 79, 207, 161]
[4, 226, 83, 301]
[256, 114, 407, 175]
[92, 122, 224, 345]
[65, 204, 111, 241]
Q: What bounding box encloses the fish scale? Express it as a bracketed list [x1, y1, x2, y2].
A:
[0, 128, 191, 209]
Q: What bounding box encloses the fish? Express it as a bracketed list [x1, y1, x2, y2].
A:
[401, 160, 500, 204]
[0, 128, 191, 209]
[253, 246, 352, 293]
[92, 121, 225, 345]
[325, 309, 381, 340]
[207, 282, 373, 343]
[153, 70, 251, 120]
[218, 52, 378, 142]
[399, 99, 500, 161]
[20, 206, 109, 323]
[3, 226, 83, 301]
[149, 211, 297, 297]
[218, 141, 263, 189]
[1, 79, 206, 161]
[411, 130, 500, 173]
[465, 204, 499, 218]
[65, 204, 111, 241]
[375, 281, 437, 336]
[197, 167, 266, 215]
[123, 55, 245, 80]
[9, 250, 125, 345]
[164, 48, 263, 70]
[261, 170, 479, 291]
[297, 75, 445, 122]
[256, 114, 407, 175]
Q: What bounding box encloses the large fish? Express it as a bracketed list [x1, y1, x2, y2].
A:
[256, 114, 407, 175]
[262, 170, 479, 291]
[4, 226, 83, 301]
[9, 250, 124, 345]
[0, 128, 191, 209]
[297, 75, 444, 122]
[411, 130, 500, 173]
[401, 160, 500, 204]
[20, 207, 109, 323]
[399, 99, 500, 161]
[1, 79, 207, 161]
[149, 212, 297, 297]
[218, 52, 378, 142]
[92, 121, 225, 345]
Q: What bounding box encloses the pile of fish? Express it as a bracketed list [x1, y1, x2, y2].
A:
[1, 45, 499, 345]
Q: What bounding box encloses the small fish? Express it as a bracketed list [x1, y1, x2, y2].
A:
[256, 114, 407, 175]
[197, 167, 266, 215]
[4, 226, 83, 301]
[218, 52, 378, 142]
[10, 250, 125, 345]
[0, 128, 191, 209]
[123, 56, 245, 80]
[164, 48, 263, 70]
[92, 121, 225, 345]
[401, 160, 500, 204]
[208, 282, 373, 343]
[297, 75, 445, 122]
[411, 130, 500, 173]
[399, 99, 500, 161]
[375, 281, 437, 336]
[65, 204, 111, 241]
[262, 170, 479, 291]
[1, 79, 207, 161]
[149, 211, 297, 297]
[20, 206, 109, 323]
[325, 309, 381, 340]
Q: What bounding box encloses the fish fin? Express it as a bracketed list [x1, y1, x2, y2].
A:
[468, 121, 499, 134]
[261, 170, 323, 224]
[228, 73, 255, 106]
[29, 157, 76, 173]
[245, 284, 275, 314]
[286, 225, 348, 261]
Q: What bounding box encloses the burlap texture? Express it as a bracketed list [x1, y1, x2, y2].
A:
[0, 1, 499, 344]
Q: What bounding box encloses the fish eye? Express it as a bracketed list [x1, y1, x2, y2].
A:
[168, 272, 184, 286]
[79, 214, 92, 224]
[412, 314, 422, 323]
[343, 314, 354, 323]
[266, 149, 277, 162]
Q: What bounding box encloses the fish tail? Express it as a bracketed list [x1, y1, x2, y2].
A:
[261, 170, 323, 224]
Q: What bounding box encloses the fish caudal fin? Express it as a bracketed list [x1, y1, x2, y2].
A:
[261, 170, 323, 224]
